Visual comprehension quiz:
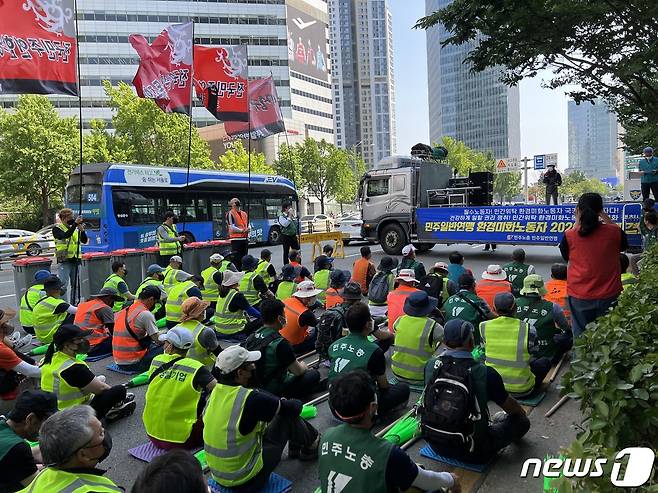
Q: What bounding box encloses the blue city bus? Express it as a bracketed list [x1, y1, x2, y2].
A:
[65, 163, 297, 252]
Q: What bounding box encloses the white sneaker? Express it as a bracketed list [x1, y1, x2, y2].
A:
[97, 375, 106, 384]
[13, 334, 32, 352]
[8, 331, 20, 344]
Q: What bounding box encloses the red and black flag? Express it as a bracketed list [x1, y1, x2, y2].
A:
[0, 0, 78, 96]
[225, 77, 285, 140]
[129, 21, 193, 114]
[194, 45, 249, 122]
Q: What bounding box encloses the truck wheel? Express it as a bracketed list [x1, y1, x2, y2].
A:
[413, 243, 435, 253]
[380, 224, 405, 255]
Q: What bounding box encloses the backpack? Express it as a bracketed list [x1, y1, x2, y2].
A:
[243, 331, 283, 385]
[315, 305, 348, 359]
[419, 273, 446, 305]
[420, 357, 482, 453]
[368, 271, 392, 304]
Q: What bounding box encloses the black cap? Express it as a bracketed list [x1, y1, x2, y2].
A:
[7, 390, 58, 421]
[53, 324, 92, 347]
[330, 269, 351, 288]
[378, 256, 398, 271]
[140, 285, 162, 300]
[261, 249, 272, 258]
[242, 254, 259, 271]
[43, 275, 64, 291]
[340, 281, 362, 300]
[281, 264, 301, 281]
[444, 319, 475, 347]
[494, 292, 516, 312]
[458, 273, 475, 289]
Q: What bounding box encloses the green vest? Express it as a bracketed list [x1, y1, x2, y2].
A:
[397, 258, 422, 279]
[315, 269, 331, 303]
[391, 315, 437, 382]
[143, 353, 204, 443]
[621, 272, 637, 291]
[176, 320, 216, 369]
[480, 317, 534, 394]
[54, 223, 81, 260]
[0, 419, 23, 462]
[252, 326, 288, 395]
[444, 291, 486, 345]
[239, 272, 260, 306]
[319, 425, 392, 493]
[502, 262, 531, 296]
[165, 280, 195, 322]
[157, 223, 180, 256]
[201, 266, 220, 300]
[213, 290, 247, 334]
[276, 281, 296, 300]
[162, 266, 182, 293]
[203, 384, 265, 487]
[103, 273, 128, 312]
[19, 283, 44, 328]
[255, 260, 273, 286]
[281, 217, 298, 236]
[33, 296, 68, 344]
[41, 351, 93, 409]
[328, 333, 379, 382]
[515, 295, 558, 360]
[17, 467, 121, 492]
[135, 278, 163, 298]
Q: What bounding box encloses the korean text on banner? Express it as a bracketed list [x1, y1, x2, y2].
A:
[224, 77, 285, 140]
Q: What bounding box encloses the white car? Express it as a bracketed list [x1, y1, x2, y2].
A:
[336, 213, 370, 245]
[300, 214, 335, 234]
[0, 229, 56, 257]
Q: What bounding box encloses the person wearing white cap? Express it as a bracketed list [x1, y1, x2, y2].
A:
[396, 244, 426, 281]
[162, 256, 192, 294]
[213, 270, 262, 340]
[386, 269, 420, 332]
[143, 327, 216, 451]
[475, 265, 512, 313]
[280, 280, 322, 354]
[201, 253, 236, 301]
[418, 262, 457, 306]
[203, 346, 319, 490]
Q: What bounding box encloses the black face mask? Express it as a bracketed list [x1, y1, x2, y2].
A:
[90, 431, 113, 464]
[76, 340, 90, 355]
[172, 217, 178, 224]
[67, 219, 75, 226]
[156, 274, 165, 282]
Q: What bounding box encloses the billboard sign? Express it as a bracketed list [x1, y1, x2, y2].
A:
[286, 5, 329, 82]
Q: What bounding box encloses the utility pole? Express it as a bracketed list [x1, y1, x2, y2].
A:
[521, 156, 533, 203]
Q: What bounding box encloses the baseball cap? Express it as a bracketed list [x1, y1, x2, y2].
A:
[7, 390, 58, 421]
[34, 270, 51, 282]
[444, 319, 474, 347]
[494, 292, 516, 312]
[170, 255, 183, 264]
[159, 327, 194, 350]
[53, 324, 92, 347]
[139, 285, 162, 300]
[146, 264, 164, 275]
[433, 262, 449, 273]
[89, 287, 123, 300]
[520, 274, 547, 296]
[43, 275, 64, 291]
[221, 270, 245, 287]
[317, 256, 335, 269]
[401, 244, 417, 256]
[209, 253, 224, 263]
[215, 345, 261, 374]
[644, 146, 654, 154]
[293, 280, 323, 298]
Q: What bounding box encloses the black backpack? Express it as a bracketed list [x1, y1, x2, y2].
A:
[315, 305, 348, 359]
[368, 271, 392, 304]
[420, 356, 482, 453]
[419, 273, 446, 305]
[243, 331, 283, 385]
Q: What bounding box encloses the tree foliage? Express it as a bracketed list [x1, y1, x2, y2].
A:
[493, 172, 522, 203]
[416, 2, 658, 151]
[217, 140, 272, 174]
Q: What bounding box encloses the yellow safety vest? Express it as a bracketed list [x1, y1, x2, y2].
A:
[276, 281, 296, 301]
[201, 266, 220, 300]
[41, 352, 93, 409]
[143, 354, 204, 443]
[33, 296, 68, 344]
[391, 315, 437, 382]
[19, 283, 44, 328]
[176, 320, 216, 369]
[162, 266, 182, 293]
[135, 278, 163, 298]
[165, 280, 195, 323]
[157, 223, 180, 256]
[213, 290, 247, 335]
[480, 316, 534, 394]
[314, 269, 331, 304]
[54, 223, 81, 260]
[239, 272, 260, 306]
[18, 467, 121, 492]
[255, 260, 273, 286]
[102, 273, 127, 312]
[204, 384, 265, 487]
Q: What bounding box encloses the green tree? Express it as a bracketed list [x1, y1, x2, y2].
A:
[439, 136, 494, 175]
[0, 95, 78, 225]
[334, 150, 366, 213]
[83, 119, 131, 164]
[560, 170, 609, 200]
[493, 171, 522, 203]
[416, 2, 658, 151]
[217, 140, 272, 174]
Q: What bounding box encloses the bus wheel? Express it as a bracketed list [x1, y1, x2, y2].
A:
[268, 226, 281, 245]
[380, 223, 405, 255]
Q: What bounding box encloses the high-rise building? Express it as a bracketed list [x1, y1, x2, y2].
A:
[567, 99, 622, 181]
[0, 0, 334, 142]
[425, 0, 520, 160]
[329, 0, 396, 167]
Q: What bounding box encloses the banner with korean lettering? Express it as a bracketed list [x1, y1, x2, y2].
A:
[193, 45, 248, 122]
[416, 204, 642, 248]
[224, 77, 285, 140]
[0, 0, 78, 96]
[129, 22, 193, 114]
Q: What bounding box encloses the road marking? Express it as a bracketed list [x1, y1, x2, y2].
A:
[0, 294, 15, 299]
[0, 280, 14, 284]
[344, 247, 382, 258]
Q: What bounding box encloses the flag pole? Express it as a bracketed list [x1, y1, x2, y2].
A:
[182, 21, 195, 235]
[246, 44, 252, 243]
[72, 0, 84, 304]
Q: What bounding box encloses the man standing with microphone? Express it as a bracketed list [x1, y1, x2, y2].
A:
[542, 163, 562, 205]
[226, 198, 250, 271]
[639, 146, 658, 201]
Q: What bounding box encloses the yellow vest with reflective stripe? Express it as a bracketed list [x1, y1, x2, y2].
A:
[255, 260, 273, 286]
[213, 290, 247, 335]
[314, 269, 331, 304]
[162, 266, 182, 293]
[202, 266, 220, 300]
[19, 284, 44, 328]
[480, 316, 534, 394]
[391, 315, 437, 382]
[276, 281, 296, 301]
[203, 384, 265, 487]
[157, 223, 179, 256]
[103, 273, 127, 312]
[33, 296, 68, 344]
[165, 280, 195, 322]
[143, 354, 204, 443]
[135, 278, 163, 298]
[41, 352, 93, 409]
[239, 272, 260, 306]
[54, 223, 81, 260]
[18, 467, 121, 493]
[176, 320, 216, 369]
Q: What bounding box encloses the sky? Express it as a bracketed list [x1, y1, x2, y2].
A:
[390, 1, 571, 174]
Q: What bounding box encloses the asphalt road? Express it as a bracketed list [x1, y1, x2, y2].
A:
[2, 242, 583, 492]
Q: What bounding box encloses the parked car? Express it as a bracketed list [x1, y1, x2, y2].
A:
[336, 213, 371, 245]
[36, 224, 55, 240]
[0, 229, 55, 257]
[300, 214, 335, 234]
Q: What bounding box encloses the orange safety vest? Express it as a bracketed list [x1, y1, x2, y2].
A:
[386, 285, 419, 332]
[112, 302, 149, 365]
[281, 297, 311, 346]
[227, 209, 248, 239]
[325, 288, 343, 309]
[475, 279, 512, 313]
[352, 258, 372, 295]
[289, 261, 307, 283]
[73, 299, 110, 348]
[544, 279, 571, 322]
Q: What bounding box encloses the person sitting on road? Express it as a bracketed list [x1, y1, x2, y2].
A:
[73, 287, 123, 358]
[239, 254, 274, 309]
[201, 253, 237, 301]
[314, 256, 334, 305]
[162, 256, 193, 293]
[620, 254, 637, 291]
[352, 246, 376, 296]
[324, 269, 351, 310]
[281, 280, 323, 355]
[203, 346, 320, 491]
[328, 303, 406, 417]
[42, 324, 136, 421]
[24, 405, 120, 491]
[255, 249, 277, 289]
[481, 292, 552, 397]
[245, 299, 321, 399]
[443, 273, 493, 347]
[368, 256, 398, 319]
[276, 264, 300, 301]
[136, 264, 167, 320]
[143, 327, 216, 451]
[174, 297, 220, 370]
[213, 271, 262, 340]
[396, 244, 426, 281]
[503, 249, 535, 297]
[544, 263, 570, 323]
[391, 291, 443, 384]
[422, 319, 530, 464]
[32, 275, 77, 344]
[386, 269, 420, 332]
[289, 250, 313, 282]
[102, 261, 136, 312]
[476, 265, 512, 314]
[316, 281, 363, 361]
[321, 370, 458, 493]
[419, 262, 457, 308]
[130, 449, 207, 493]
[112, 286, 164, 373]
[0, 390, 57, 493]
[19, 270, 50, 336]
[165, 275, 204, 329]
[447, 251, 473, 285]
[313, 244, 334, 273]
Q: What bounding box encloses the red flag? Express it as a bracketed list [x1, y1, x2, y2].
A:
[0, 0, 78, 95]
[193, 45, 248, 122]
[129, 22, 193, 114]
[225, 77, 285, 140]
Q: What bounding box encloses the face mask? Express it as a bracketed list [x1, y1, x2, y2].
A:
[172, 217, 178, 224]
[157, 274, 164, 281]
[67, 219, 75, 226]
[97, 431, 113, 463]
[122, 269, 128, 276]
[76, 339, 90, 355]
